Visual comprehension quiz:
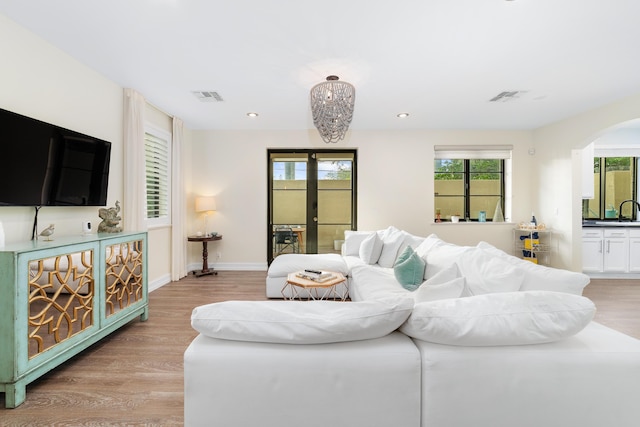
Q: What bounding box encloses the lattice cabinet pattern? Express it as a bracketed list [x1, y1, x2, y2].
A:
[105, 240, 145, 317]
[28, 250, 95, 358]
[0, 232, 148, 408]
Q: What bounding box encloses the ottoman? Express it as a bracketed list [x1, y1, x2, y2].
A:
[266, 253, 349, 299]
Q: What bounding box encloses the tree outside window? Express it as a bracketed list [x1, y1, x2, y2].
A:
[434, 159, 504, 221]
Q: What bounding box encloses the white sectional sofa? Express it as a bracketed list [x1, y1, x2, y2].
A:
[185, 227, 640, 427]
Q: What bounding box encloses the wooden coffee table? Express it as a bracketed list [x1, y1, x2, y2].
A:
[282, 271, 347, 301]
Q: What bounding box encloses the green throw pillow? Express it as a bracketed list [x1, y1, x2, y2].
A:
[394, 246, 426, 291]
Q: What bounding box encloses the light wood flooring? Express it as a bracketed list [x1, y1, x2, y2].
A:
[0, 273, 638, 426]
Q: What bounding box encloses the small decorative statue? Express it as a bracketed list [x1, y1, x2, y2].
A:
[39, 224, 55, 241]
[98, 201, 123, 233]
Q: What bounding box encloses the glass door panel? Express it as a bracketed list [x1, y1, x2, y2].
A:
[268, 150, 356, 263]
[316, 153, 354, 255]
[270, 153, 307, 258]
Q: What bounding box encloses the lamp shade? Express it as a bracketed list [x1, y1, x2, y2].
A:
[195, 196, 216, 212]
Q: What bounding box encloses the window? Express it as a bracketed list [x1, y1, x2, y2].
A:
[144, 125, 171, 226]
[434, 145, 511, 222]
[583, 156, 637, 220]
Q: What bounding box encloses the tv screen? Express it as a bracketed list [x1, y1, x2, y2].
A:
[0, 108, 111, 206]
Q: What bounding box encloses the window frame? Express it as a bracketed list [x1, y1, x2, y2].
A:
[144, 124, 172, 228]
[583, 156, 638, 221]
[434, 145, 512, 223]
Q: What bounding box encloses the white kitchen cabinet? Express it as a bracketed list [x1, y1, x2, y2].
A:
[582, 227, 636, 274]
[582, 228, 604, 273]
[628, 229, 640, 272]
[603, 228, 629, 272]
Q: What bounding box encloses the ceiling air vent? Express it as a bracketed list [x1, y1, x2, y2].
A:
[192, 91, 224, 102]
[489, 91, 527, 102]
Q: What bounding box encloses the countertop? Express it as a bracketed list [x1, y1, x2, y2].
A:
[582, 221, 640, 227]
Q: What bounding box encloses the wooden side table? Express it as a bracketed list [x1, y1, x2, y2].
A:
[188, 235, 222, 277]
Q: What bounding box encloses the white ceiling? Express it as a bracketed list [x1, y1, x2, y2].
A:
[2, 0, 640, 131]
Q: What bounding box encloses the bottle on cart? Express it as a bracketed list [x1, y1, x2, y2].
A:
[530, 212, 537, 227]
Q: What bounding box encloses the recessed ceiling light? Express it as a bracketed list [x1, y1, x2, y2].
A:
[246, 112, 259, 117]
[397, 113, 410, 118]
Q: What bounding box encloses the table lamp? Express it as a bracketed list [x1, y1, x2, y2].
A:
[195, 196, 216, 237]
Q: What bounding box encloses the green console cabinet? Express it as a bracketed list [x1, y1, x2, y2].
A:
[0, 231, 148, 408]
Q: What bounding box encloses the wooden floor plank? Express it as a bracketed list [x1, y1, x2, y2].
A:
[0, 272, 638, 425]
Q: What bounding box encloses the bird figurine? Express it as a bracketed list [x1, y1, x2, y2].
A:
[39, 224, 55, 241]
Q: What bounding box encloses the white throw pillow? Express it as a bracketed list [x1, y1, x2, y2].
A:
[400, 291, 596, 346]
[191, 297, 414, 344]
[476, 241, 590, 295]
[415, 235, 474, 280]
[397, 231, 426, 260]
[413, 278, 465, 303]
[413, 263, 465, 302]
[378, 227, 406, 268]
[414, 234, 442, 259]
[359, 232, 384, 264]
[343, 230, 374, 256]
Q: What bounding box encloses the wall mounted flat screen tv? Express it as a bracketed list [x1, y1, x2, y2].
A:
[0, 108, 111, 206]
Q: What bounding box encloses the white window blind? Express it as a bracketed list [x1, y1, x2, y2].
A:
[595, 147, 640, 157]
[434, 145, 513, 159]
[144, 127, 171, 225]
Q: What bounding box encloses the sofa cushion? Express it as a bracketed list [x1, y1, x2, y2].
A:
[455, 247, 524, 295]
[416, 235, 472, 280]
[359, 232, 384, 264]
[191, 297, 414, 344]
[400, 291, 596, 346]
[413, 263, 465, 302]
[348, 264, 410, 301]
[414, 277, 466, 303]
[476, 241, 590, 295]
[267, 253, 348, 277]
[378, 226, 406, 268]
[394, 246, 426, 290]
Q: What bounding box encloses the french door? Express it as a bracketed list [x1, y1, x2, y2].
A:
[268, 149, 357, 263]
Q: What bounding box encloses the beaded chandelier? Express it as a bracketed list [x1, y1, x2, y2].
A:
[310, 75, 356, 143]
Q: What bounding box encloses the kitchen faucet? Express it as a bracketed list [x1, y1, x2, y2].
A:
[618, 199, 640, 221]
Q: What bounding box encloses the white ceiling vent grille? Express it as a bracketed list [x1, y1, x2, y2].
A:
[192, 91, 224, 102]
[489, 91, 527, 102]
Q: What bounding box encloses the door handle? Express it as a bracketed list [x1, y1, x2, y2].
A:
[313, 217, 318, 222]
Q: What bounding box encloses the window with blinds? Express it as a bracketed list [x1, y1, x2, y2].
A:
[434, 145, 512, 222]
[144, 126, 171, 226]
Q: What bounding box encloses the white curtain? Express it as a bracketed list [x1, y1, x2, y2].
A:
[171, 117, 187, 280]
[123, 88, 147, 232]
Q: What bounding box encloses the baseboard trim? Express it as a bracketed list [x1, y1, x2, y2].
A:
[149, 273, 171, 293]
[187, 262, 268, 273]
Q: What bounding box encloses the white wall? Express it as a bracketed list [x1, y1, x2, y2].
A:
[188, 129, 534, 270]
[0, 14, 124, 242]
[0, 15, 173, 288]
[533, 93, 640, 270]
[6, 12, 640, 275]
